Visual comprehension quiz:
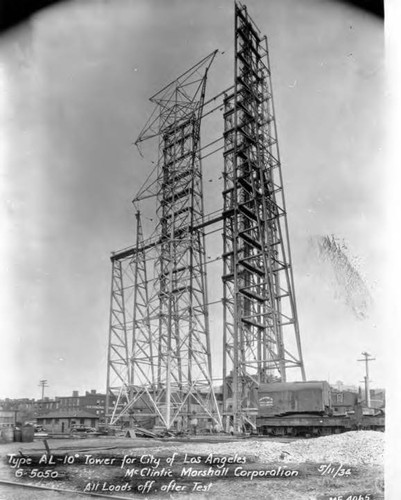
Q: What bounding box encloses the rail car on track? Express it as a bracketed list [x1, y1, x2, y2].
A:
[255, 381, 384, 436]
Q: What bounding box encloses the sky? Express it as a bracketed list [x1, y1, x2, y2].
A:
[0, 0, 387, 399]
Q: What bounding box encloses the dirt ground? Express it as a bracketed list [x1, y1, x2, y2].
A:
[0, 434, 384, 500]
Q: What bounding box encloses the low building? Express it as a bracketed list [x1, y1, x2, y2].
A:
[1, 390, 117, 427]
[0, 399, 37, 424]
[36, 410, 99, 434]
[330, 389, 358, 415]
[0, 397, 61, 422]
[0, 409, 16, 428]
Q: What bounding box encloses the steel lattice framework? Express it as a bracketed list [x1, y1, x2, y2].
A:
[106, 52, 222, 430]
[222, 3, 305, 428]
[106, 2, 306, 433]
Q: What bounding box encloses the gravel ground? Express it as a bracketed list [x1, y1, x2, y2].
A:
[0, 431, 384, 500]
[123, 430, 384, 466]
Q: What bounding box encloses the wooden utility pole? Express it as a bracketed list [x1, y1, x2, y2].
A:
[358, 352, 375, 407]
[38, 379, 48, 400]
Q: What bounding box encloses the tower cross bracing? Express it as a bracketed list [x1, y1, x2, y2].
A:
[222, 3, 305, 428]
[106, 2, 305, 432]
[106, 52, 222, 430]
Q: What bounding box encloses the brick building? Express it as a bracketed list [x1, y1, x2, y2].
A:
[56, 390, 115, 421]
[1, 390, 117, 425]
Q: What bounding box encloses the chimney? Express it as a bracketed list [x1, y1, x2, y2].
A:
[72, 391, 79, 397]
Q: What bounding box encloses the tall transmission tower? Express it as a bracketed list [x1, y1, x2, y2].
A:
[106, 52, 222, 430]
[222, 3, 305, 429]
[106, 1, 306, 433]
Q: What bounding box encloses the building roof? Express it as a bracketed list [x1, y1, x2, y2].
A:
[37, 410, 99, 420]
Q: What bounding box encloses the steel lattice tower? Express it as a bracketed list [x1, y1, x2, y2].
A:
[222, 3, 305, 429]
[106, 52, 221, 430]
[106, 2, 306, 433]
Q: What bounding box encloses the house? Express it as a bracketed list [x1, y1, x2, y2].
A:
[36, 410, 99, 434]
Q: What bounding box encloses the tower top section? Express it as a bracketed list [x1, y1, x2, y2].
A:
[135, 50, 218, 145]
